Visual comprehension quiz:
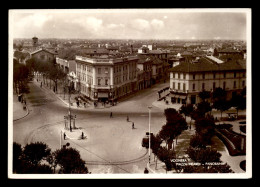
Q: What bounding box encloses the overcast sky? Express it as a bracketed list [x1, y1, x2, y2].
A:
[10, 9, 249, 40]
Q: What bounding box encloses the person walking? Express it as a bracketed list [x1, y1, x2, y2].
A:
[63, 132, 66, 140]
[40, 82, 42, 88]
[110, 112, 113, 118]
[127, 115, 129, 122]
[81, 132, 84, 139]
[132, 122, 134, 129]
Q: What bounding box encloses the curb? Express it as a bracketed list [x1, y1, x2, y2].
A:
[13, 105, 30, 122]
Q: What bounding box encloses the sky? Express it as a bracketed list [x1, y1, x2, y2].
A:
[10, 9, 249, 40]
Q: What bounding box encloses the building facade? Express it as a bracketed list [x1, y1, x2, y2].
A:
[75, 55, 138, 103]
[30, 48, 57, 63]
[169, 56, 246, 105]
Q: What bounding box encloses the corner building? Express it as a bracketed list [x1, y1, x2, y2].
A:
[75, 55, 138, 103]
[169, 56, 246, 105]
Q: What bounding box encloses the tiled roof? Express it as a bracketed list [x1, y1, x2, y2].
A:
[30, 48, 57, 55]
[169, 57, 246, 73]
[80, 48, 109, 55]
[218, 48, 241, 53]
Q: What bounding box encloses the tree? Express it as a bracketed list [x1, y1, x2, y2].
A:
[13, 142, 22, 173]
[196, 101, 212, 117]
[186, 147, 221, 164]
[230, 93, 246, 117]
[189, 135, 207, 149]
[156, 146, 176, 172]
[53, 147, 88, 174]
[23, 142, 51, 166]
[213, 99, 231, 119]
[13, 61, 30, 94]
[212, 87, 230, 119]
[194, 117, 215, 145]
[198, 90, 211, 102]
[158, 108, 188, 150]
[13, 142, 52, 174]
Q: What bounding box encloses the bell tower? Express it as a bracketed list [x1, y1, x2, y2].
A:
[32, 36, 38, 47]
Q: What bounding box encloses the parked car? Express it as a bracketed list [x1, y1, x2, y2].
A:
[142, 132, 153, 148]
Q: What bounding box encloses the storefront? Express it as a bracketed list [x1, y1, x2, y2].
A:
[170, 93, 187, 104]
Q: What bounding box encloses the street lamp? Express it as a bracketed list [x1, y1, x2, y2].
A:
[148, 106, 152, 164]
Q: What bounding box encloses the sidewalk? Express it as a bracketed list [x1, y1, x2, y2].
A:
[13, 94, 29, 121]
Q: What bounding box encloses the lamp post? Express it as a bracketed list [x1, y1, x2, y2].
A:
[148, 106, 152, 164]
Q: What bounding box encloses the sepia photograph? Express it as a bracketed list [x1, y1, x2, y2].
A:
[8, 8, 251, 179]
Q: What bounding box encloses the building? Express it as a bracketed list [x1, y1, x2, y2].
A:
[75, 55, 139, 103]
[137, 56, 153, 90]
[56, 57, 77, 89]
[30, 48, 57, 63]
[169, 56, 246, 105]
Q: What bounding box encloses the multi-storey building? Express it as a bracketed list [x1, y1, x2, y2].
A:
[169, 56, 246, 105]
[137, 56, 152, 90]
[75, 55, 138, 103]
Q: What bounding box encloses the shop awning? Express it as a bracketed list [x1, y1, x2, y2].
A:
[98, 92, 109, 98]
[171, 94, 187, 99]
[179, 95, 187, 99]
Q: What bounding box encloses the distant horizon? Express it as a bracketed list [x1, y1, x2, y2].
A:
[13, 37, 246, 41]
[10, 9, 249, 41]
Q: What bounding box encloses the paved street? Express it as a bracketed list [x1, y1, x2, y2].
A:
[13, 79, 246, 174]
[13, 79, 169, 173]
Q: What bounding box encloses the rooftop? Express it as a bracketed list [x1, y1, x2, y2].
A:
[169, 57, 246, 73]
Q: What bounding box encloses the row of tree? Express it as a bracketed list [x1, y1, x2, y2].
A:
[179, 87, 246, 122]
[13, 142, 89, 174]
[26, 57, 67, 93]
[13, 59, 31, 94]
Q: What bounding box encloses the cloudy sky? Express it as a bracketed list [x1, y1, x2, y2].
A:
[10, 9, 249, 40]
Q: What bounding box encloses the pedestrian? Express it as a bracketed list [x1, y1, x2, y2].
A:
[144, 167, 149, 174]
[127, 115, 129, 122]
[110, 112, 113, 118]
[24, 99, 26, 105]
[81, 132, 84, 139]
[132, 122, 134, 129]
[64, 132, 66, 140]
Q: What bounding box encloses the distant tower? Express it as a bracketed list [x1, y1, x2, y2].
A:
[32, 36, 38, 47]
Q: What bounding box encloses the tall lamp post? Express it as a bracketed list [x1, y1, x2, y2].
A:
[148, 106, 152, 164]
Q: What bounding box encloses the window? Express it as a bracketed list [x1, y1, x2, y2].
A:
[213, 73, 216, 79]
[193, 83, 195, 90]
[242, 80, 245, 87]
[233, 81, 236, 88]
[178, 73, 180, 79]
[178, 83, 180, 90]
[193, 74, 196, 80]
[213, 82, 216, 90]
[223, 82, 226, 90]
[172, 82, 175, 89]
[105, 79, 108, 86]
[202, 83, 205, 90]
[98, 68, 101, 74]
[98, 79, 101, 86]
[183, 74, 186, 79]
[223, 72, 226, 78]
[202, 73, 205, 79]
[234, 72, 237, 78]
[105, 68, 108, 74]
[183, 83, 186, 91]
[173, 73, 175, 78]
